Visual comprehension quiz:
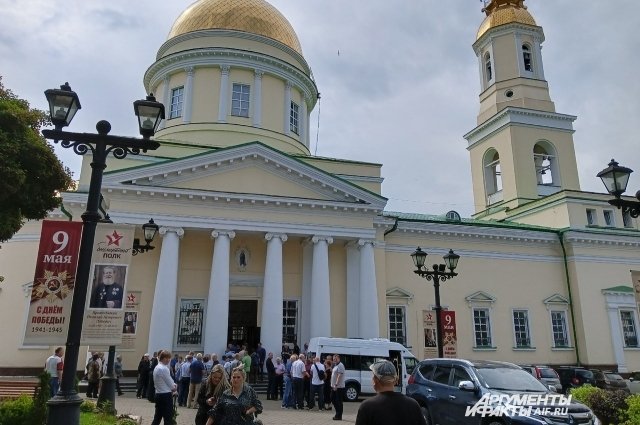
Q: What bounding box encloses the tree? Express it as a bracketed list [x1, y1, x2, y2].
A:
[0, 77, 73, 242]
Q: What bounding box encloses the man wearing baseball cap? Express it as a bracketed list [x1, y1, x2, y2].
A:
[355, 360, 426, 425]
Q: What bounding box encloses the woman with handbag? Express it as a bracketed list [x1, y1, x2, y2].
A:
[206, 366, 263, 425]
[195, 364, 230, 425]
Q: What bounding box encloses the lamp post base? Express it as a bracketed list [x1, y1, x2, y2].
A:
[47, 392, 83, 425]
[97, 375, 117, 413]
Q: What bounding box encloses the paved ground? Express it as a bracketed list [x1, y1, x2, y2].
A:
[111, 393, 361, 425]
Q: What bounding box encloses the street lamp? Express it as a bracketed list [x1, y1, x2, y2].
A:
[410, 247, 460, 358]
[132, 219, 160, 255]
[597, 159, 640, 218]
[42, 82, 164, 425]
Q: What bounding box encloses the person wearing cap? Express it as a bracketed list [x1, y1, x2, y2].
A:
[355, 360, 426, 425]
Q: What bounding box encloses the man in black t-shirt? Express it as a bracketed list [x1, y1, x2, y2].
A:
[355, 360, 426, 425]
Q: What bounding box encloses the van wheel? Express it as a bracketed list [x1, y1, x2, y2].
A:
[421, 406, 433, 425]
[344, 383, 359, 402]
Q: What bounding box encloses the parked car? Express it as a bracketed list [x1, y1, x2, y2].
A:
[626, 371, 640, 394]
[554, 366, 596, 394]
[407, 358, 597, 424]
[590, 369, 630, 393]
[519, 365, 562, 392]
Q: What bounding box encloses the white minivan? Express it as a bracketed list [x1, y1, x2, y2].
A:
[307, 337, 418, 401]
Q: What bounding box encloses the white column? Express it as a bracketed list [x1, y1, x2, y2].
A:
[300, 241, 313, 346]
[607, 306, 627, 372]
[183, 66, 194, 124]
[253, 70, 263, 127]
[159, 75, 170, 130]
[204, 230, 235, 355]
[300, 94, 308, 147]
[261, 233, 287, 355]
[148, 227, 184, 354]
[310, 236, 333, 339]
[283, 81, 292, 135]
[218, 65, 230, 123]
[358, 239, 379, 339]
[346, 242, 360, 338]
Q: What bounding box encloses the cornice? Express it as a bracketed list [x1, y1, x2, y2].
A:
[473, 22, 544, 53]
[144, 47, 318, 110]
[385, 244, 562, 264]
[464, 107, 576, 149]
[564, 230, 640, 248]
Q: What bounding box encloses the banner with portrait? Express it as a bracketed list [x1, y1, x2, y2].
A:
[81, 223, 134, 345]
[120, 291, 141, 350]
[24, 220, 83, 345]
[422, 310, 438, 359]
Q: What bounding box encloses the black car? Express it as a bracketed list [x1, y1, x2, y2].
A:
[591, 369, 630, 393]
[406, 358, 597, 425]
[554, 366, 596, 394]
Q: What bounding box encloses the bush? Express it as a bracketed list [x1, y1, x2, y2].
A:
[80, 399, 98, 413]
[588, 389, 629, 425]
[0, 395, 34, 425]
[569, 384, 600, 405]
[32, 371, 50, 425]
[622, 395, 640, 425]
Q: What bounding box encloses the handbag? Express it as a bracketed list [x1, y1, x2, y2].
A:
[252, 414, 263, 425]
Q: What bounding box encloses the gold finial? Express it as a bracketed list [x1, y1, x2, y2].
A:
[483, 0, 526, 17]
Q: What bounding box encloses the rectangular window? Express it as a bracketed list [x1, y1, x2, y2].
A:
[388, 306, 406, 346]
[551, 311, 569, 347]
[282, 300, 298, 344]
[604, 210, 615, 226]
[621, 310, 639, 347]
[169, 87, 184, 119]
[512, 310, 531, 348]
[290, 101, 299, 134]
[231, 83, 250, 117]
[177, 299, 204, 346]
[623, 210, 634, 228]
[473, 308, 492, 347]
[586, 209, 597, 226]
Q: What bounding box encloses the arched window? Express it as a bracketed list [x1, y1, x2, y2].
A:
[522, 44, 533, 72]
[484, 52, 493, 82]
[483, 149, 502, 204]
[533, 142, 560, 194]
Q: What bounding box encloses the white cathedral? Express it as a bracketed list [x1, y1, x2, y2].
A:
[2, 0, 640, 376]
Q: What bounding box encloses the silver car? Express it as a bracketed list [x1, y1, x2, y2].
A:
[519, 365, 562, 393]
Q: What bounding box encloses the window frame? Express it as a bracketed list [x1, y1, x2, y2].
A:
[169, 86, 184, 120]
[484, 52, 493, 82]
[620, 310, 639, 348]
[586, 208, 598, 226]
[522, 43, 533, 72]
[549, 310, 571, 348]
[290, 100, 300, 134]
[282, 299, 298, 345]
[603, 209, 615, 227]
[512, 309, 532, 349]
[175, 297, 205, 349]
[231, 83, 251, 118]
[387, 305, 407, 346]
[472, 307, 493, 348]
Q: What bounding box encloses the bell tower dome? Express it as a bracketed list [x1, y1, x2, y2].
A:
[464, 0, 581, 219]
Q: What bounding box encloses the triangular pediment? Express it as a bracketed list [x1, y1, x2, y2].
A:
[102, 142, 386, 208]
[542, 294, 570, 305]
[465, 291, 497, 304]
[386, 287, 414, 301]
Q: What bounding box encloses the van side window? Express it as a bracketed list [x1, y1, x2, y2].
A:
[405, 357, 418, 375]
[433, 366, 452, 385]
[452, 366, 472, 387]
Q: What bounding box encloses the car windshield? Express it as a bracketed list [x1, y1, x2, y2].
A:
[605, 373, 623, 380]
[476, 366, 549, 392]
[539, 368, 558, 379]
[576, 370, 594, 379]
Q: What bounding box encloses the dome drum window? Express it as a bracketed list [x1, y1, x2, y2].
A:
[231, 83, 251, 118]
[170, 86, 184, 119]
[290, 101, 299, 135]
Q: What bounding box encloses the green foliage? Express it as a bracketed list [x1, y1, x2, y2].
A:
[79, 411, 118, 425]
[587, 390, 630, 425]
[0, 76, 74, 242]
[622, 395, 640, 425]
[81, 399, 98, 412]
[0, 395, 34, 425]
[115, 418, 138, 425]
[569, 384, 601, 405]
[32, 371, 51, 425]
[98, 399, 116, 415]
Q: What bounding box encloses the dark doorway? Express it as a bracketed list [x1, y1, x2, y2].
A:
[228, 300, 260, 350]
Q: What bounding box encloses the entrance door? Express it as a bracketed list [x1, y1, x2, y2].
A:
[228, 300, 260, 349]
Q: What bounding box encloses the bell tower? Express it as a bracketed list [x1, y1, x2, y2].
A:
[465, 0, 581, 219]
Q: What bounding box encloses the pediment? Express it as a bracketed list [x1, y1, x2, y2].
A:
[465, 291, 497, 304]
[102, 142, 386, 208]
[386, 287, 414, 301]
[542, 294, 570, 305]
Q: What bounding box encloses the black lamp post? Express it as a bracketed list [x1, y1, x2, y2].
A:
[597, 159, 640, 218]
[132, 219, 160, 255]
[410, 247, 460, 358]
[43, 82, 164, 425]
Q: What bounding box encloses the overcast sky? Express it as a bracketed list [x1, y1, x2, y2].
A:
[1, 0, 638, 218]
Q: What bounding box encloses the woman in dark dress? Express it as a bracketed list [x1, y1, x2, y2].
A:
[206, 366, 263, 425]
[196, 364, 230, 425]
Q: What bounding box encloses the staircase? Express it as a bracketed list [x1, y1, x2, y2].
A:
[80, 377, 269, 395]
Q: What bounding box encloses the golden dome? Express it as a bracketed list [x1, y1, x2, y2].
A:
[168, 0, 303, 55]
[476, 0, 536, 41]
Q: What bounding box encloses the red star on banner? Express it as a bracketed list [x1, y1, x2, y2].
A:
[106, 230, 124, 246]
[127, 293, 136, 303]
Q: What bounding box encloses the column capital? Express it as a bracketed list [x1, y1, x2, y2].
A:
[160, 227, 184, 238]
[312, 235, 333, 245]
[265, 233, 288, 243]
[220, 65, 231, 75]
[163, 74, 170, 83]
[357, 239, 377, 248]
[185, 66, 194, 75]
[254, 69, 264, 79]
[211, 230, 236, 240]
[285, 80, 293, 89]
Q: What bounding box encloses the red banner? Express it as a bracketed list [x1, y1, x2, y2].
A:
[24, 220, 83, 345]
[439, 311, 457, 358]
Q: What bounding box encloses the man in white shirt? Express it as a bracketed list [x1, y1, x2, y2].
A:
[151, 351, 177, 425]
[45, 347, 64, 397]
[308, 356, 326, 410]
[291, 353, 306, 410]
[331, 354, 346, 421]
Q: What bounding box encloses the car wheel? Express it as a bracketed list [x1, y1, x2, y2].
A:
[344, 383, 359, 402]
[421, 405, 433, 425]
